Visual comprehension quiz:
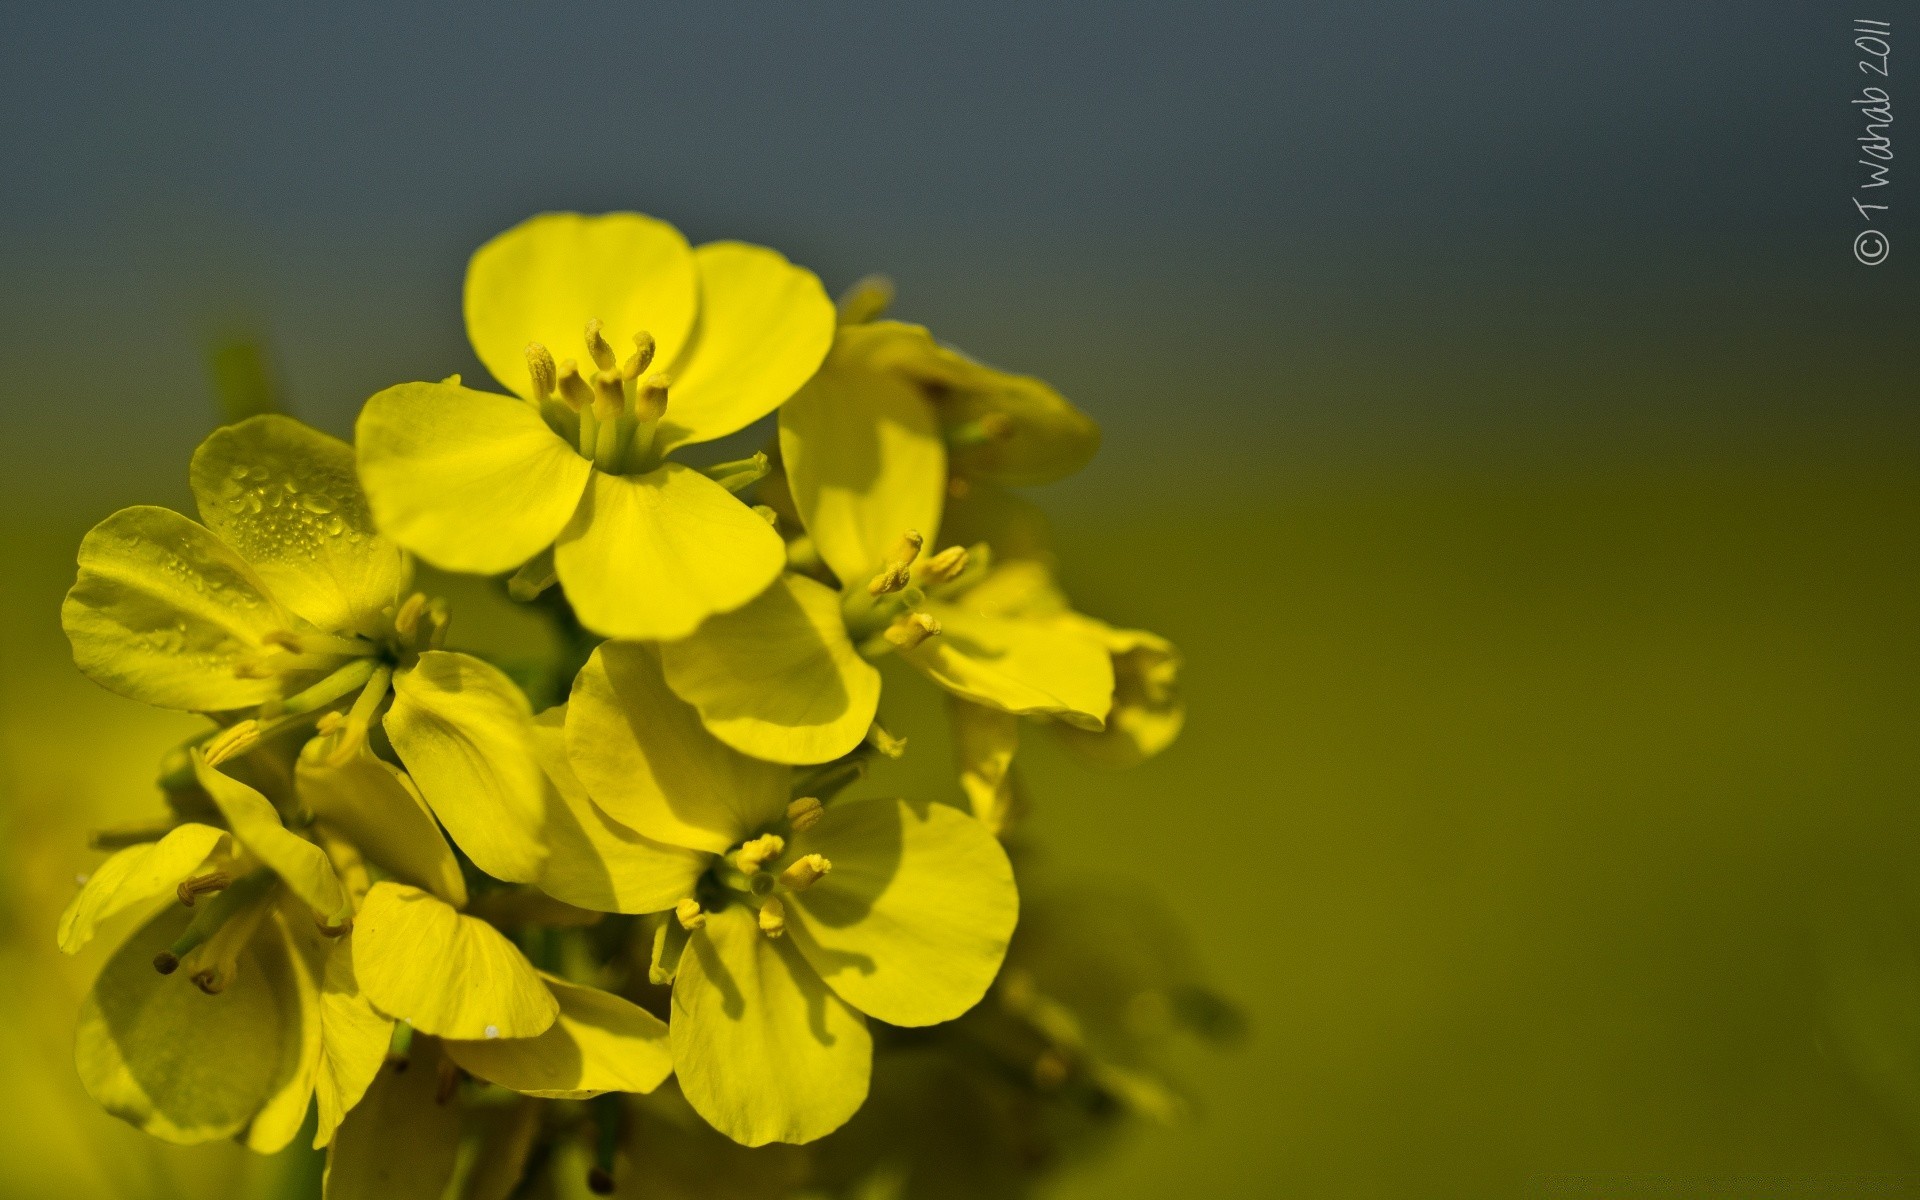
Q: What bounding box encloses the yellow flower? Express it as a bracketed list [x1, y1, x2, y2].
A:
[563, 642, 1019, 1146]
[356, 212, 836, 641]
[655, 356, 1116, 764]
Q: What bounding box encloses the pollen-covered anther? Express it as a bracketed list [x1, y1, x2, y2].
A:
[556, 359, 594, 412]
[883, 611, 942, 651]
[674, 898, 707, 931]
[201, 721, 262, 767]
[525, 343, 557, 398]
[917, 544, 970, 585]
[866, 530, 925, 596]
[393, 592, 429, 640]
[758, 896, 787, 938]
[778, 854, 832, 892]
[176, 872, 232, 908]
[591, 368, 627, 418]
[583, 318, 617, 371]
[786, 796, 824, 833]
[633, 372, 671, 423]
[732, 833, 786, 874]
[626, 331, 656, 378]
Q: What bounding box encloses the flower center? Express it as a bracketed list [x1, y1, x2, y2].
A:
[524, 319, 671, 476]
[836, 529, 980, 653]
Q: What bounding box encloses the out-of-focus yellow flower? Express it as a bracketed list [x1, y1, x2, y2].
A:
[562, 641, 1018, 1147]
[356, 212, 835, 641]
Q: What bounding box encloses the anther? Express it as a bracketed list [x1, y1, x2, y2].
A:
[786, 796, 824, 833]
[883, 612, 942, 651]
[591, 368, 626, 418]
[778, 854, 832, 892]
[628, 330, 656, 377]
[556, 360, 594, 412]
[583, 318, 617, 371]
[918, 545, 970, 587]
[837, 274, 895, 325]
[758, 896, 787, 938]
[674, 898, 707, 931]
[525, 343, 557, 398]
[153, 951, 180, 975]
[866, 531, 925, 596]
[633, 372, 670, 423]
[865, 721, 908, 758]
[393, 593, 428, 640]
[732, 833, 786, 874]
[176, 872, 232, 908]
[201, 721, 262, 767]
[315, 915, 353, 938]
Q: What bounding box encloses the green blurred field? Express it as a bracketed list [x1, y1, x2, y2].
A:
[9, 439, 1915, 1197]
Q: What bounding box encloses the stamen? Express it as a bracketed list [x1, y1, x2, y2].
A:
[525, 343, 557, 399]
[627, 331, 656, 376]
[176, 872, 232, 908]
[423, 598, 452, 651]
[758, 896, 787, 938]
[917, 545, 970, 586]
[315, 914, 353, 938]
[700, 452, 770, 494]
[836, 274, 895, 325]
[883, 611, 942, 651]
[385, 1021, 415, 1070]
[674, 898, 707, 931]
[279, 656, 381, 715]
[157, 869, 277, 987]
[556, 360, 594, 413]
[786, 796, 824, 833]
[393, 593, 429, 640]
[591, 369, 626, 419]
[778, 854, 831, 892]
[435, 1057, 461, 1104]
[583, 318, 617, 371]
[633, 373, 670, 423]
[201, 721, 263, 767]
[731, 833, 786, 874]
[866, 531, 925, 596]
[328, 664, 394, 766]
[650, 918, 689, 985]
[865, 721, 908, 758]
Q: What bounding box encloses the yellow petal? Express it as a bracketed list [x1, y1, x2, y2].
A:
[352, 882, 557, 1040]
[659, 573, 881, 765]
[58, 823, 230, 954]
[385, 651, 550, 884]
[529, 706, 712, 911]
[244, 910, 326, 1153]
[949, 699, 1021, 836]
[62, 505, 289, 711]
[323, 1040, 463, 1200]
[785, 799, 1017, 1027]
[916, 338, 1099, 485]
[357, 380, 592, 574]
[443, 973, 670, 1099]
[902, 604, 1113, 729]
[1049, 620, 1186, 768]
[939, 481, 1056, 564]
[190, 415, 411, 638]
[193, 753, 347, 921]
[566, 643, 788, 855]
[464, 211, 698, 403]
[654, 241, 836, 453]
[778, 323, 947, 588]
[672, 904, 871, 1146]
[76, 904, 310, 1145]
[553, 464, 785, 642]
[299, 740, 467, 907]
[314, 936, 393, 1149]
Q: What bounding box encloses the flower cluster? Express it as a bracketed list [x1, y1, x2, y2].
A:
[58, 212, 1216, 1196]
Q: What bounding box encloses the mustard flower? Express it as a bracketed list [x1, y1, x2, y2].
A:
[562, 641, 1019, 1146]
[356, 212, 836, 641]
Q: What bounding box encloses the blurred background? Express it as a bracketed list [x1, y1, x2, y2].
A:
[2, 3, 1915, 1196]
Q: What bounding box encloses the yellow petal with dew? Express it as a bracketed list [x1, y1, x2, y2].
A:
[672, 904, 871, 1147]
[58, 822, 229, 954]
[778, 323, 947, 588]
[75, 903, 309, 1145]
[443, 973, 671, 1099]
[299, 739, 467, 907]
[386, 650, 549, 884]
[654, 240, 835, 452]
[785, 798, 1017, 1027]
[190, 414, 410, 639]
[530, 706, 710, 912]
[314, 935, 393, 1149]
[357, 380, 591, 574]
[322, 1039, 464, 1200]
[194, 752, 347, 922]
[949, 699, 1021, 836]
[901, 604, 1113, 729]
[659, 573, 881, 765]
[553, 463, 785, 642]
[567, 643, 788, 855]
[62, 505, 289, 711]
[353, 882, 557, 1040]
[464, 211, 698, 403]
[1049, 619, 1185, 768]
